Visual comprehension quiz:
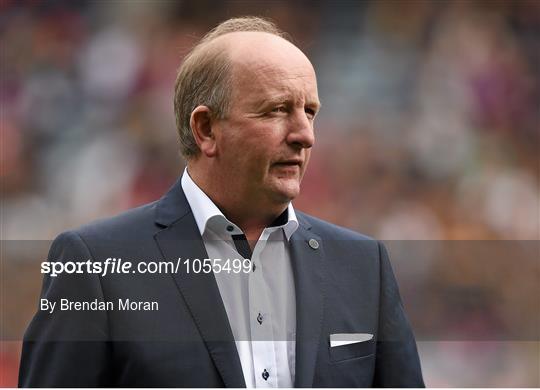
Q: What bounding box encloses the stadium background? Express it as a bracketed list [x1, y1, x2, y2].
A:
[1, 0, 539, 386]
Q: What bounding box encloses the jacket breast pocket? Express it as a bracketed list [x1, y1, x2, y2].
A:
[329, 339, 376, 363]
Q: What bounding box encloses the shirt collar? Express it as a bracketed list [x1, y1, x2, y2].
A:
[180, 168, 299, 241]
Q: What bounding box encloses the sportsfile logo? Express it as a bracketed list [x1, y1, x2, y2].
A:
[41, 257, 253, 277]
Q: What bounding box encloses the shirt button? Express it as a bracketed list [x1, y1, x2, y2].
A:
[257, 313, 263, 324]
[262, 369, 269, 381]
[226, 225, 234, 232]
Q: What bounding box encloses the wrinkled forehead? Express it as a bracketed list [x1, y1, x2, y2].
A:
[234, 59, 316, 91]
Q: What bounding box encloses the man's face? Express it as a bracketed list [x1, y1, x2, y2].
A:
[212, 33, 320, 209]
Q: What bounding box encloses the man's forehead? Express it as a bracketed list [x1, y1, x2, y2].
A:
[211, 31, 318, 101]
[235, 61, 314, 83]
[231, 61, 318, 102]
[227, 41, 316, 84]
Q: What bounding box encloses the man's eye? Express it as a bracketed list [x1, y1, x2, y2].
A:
[271, 106, 287, 113]
[305, 108, 316, 119]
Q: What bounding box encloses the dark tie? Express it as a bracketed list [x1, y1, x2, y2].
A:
[231, 208, 288, 260]
[232, 234, 252, 259]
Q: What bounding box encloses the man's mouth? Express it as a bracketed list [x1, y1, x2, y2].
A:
[274, 159, 302, 167]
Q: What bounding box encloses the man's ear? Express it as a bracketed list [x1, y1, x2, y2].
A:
[190, 105, 217, 158]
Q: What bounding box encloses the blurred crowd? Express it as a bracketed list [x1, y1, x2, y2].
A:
[1, 0, 539, 386]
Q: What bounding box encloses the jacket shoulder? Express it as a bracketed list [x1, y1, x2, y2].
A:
[296, 211, 376, 242]
[66, 201, 160, 241]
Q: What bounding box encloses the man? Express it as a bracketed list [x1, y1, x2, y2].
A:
[19, 17, 424, 387]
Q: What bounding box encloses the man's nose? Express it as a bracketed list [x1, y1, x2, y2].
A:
[286, 109, 315, 149]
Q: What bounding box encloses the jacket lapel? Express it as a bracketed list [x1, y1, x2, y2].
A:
[153, 179, 246, 387]
[290, 216, 325, 388]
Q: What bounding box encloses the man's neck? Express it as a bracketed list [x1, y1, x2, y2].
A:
[187, 163, 287, 242]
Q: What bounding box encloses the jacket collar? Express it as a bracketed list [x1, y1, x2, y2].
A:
[154, 177, 245, 387]
[154, 176, 191, 227]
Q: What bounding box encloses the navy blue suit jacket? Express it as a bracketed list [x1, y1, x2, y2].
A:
[19, 178, 424, 387]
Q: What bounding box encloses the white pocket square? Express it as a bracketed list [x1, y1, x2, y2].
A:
[330, 333, 373, 348]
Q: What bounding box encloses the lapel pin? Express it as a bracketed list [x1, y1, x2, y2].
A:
[308, 238, 319, 249]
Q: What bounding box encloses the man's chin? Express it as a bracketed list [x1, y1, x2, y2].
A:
[268, 179, 301, 203]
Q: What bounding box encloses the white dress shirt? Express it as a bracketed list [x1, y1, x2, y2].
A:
[181, 169, 298, 388]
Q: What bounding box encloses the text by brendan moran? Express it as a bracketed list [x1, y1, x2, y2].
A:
[40, 298, 158, 314]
